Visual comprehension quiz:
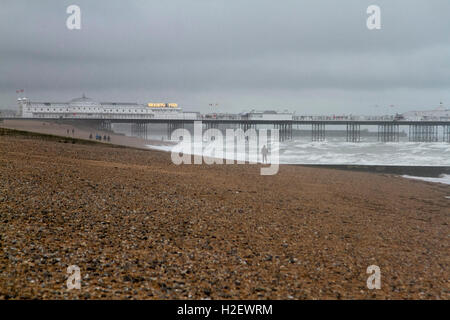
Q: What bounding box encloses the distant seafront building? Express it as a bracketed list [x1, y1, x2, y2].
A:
[17, 94, 198, 120]
[240, 110, 293, 121]
[401, 103, 450, 121]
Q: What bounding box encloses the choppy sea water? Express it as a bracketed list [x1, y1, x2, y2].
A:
[278, 138, 450, 166]
[110, 123, 450, 185]
[145, 136, 450, 185]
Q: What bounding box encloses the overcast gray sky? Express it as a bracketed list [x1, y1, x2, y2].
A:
[0, 0, 449, 114]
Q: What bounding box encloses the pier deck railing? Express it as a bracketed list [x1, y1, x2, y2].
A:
[1, 116, 449, 142]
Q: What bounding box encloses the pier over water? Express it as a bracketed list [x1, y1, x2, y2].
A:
[2, 117, 450, 143]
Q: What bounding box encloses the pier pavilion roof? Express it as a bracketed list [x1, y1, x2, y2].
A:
[69, 94, 100, 107]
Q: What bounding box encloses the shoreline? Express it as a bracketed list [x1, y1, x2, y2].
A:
[2, 122, 449, 182]
[144, 142, 450, 182]
[296, 164, 450, 178]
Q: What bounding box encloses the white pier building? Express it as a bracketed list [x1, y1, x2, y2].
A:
[17, 95, 198, 120]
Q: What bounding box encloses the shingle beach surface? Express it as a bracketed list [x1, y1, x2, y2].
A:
[0, 133, 448, 299]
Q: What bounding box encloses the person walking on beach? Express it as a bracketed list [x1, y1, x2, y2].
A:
[72, 128, 75, 137]
[107, 135, 110, 142]
[66, 129, 69, 136]
[261, 145, 268, 163]
[89, 133, 93, 140]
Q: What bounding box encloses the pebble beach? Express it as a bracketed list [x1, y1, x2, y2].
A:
[0, 128, 449, 299]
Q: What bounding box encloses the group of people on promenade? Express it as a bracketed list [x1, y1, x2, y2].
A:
[89, 133, 111, 142]
[65, 127, 111, 143]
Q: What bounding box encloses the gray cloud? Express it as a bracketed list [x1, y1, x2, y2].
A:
[0, 0, 449, 114]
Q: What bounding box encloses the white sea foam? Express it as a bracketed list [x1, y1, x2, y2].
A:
[147, 137, 449, 184]
[402, 175, 450, 185]
[278, 139, 450, 166]
[147, 140, 269, 163]
[145, 144, 174, 153]
[147, 138, 450, 166]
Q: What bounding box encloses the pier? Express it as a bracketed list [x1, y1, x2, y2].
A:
[445, 125, 450, 143]
[378, 124, 400, 142]
[409, 124, 439, 142]
[1, 117, 450, 143]
[346, 123, 361, 142]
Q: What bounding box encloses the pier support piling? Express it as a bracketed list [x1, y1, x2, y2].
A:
[130, 122, 148, 140]
[378, 124, 399, 142]
[443, 125, 450, 143]
[273, 122, 292, 142]
[346, 123, 361, 142]
[409, 124, 438, 142]
[99, 120, 112, 132]
[312, 123, 325, 142]
[167, 121, 184, 140]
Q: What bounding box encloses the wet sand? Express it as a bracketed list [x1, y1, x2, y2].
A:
[300, 164, 450, 178]
[0, 119, 174, 150]
[0, 129, 449, 299]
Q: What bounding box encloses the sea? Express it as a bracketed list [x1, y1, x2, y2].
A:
[112, 124, 450, 185]
[145, 136, 449, 185]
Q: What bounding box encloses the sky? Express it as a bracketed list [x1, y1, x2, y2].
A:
[0, 0, 449, 114]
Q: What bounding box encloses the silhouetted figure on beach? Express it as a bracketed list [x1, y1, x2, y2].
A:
[261, 145, 268, 163]
[89, 133, 93, 139]
[66, 129, 69, 136]
[107, 135, 110, 142]
[72, 129, 75, 137]
[103, 135, 107, 141]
